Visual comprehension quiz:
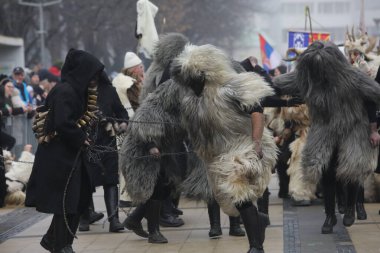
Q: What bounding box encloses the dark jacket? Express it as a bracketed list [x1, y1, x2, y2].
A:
[90, 72, 129, 186]
[25, 49, 104, 214]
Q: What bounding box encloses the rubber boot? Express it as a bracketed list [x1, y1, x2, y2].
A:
[321, 186, 337, 234]
[229, 216, 245, 236]
[104, 185, 124, 232]
[343, 182, 358, 227]
[257, 188, 270, 224]
[207, 200, 222, 238]
[172, 195, 183, 216]
[336, 181, 346, 214]
[356, 186, 367, 220]
[89, 197, 104, 224]
[123, 203, 149, 238]
[237, 202, 269, 253]
[78, 206, 90, 231]
[146, 199, 168, 243]
[160, 196, 184, 227]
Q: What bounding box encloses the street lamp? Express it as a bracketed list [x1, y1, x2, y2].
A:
[18, 0, 62, 67]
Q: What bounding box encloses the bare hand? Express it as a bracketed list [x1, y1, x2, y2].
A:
[149, 147, 160, 158]
[118, 122, 128, 134]
[370, 132, 380, 147]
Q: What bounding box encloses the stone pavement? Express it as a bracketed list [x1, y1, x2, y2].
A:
[1, 176, 380, 253]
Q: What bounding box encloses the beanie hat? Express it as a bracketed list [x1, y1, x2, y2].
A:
[124, 52, 142, 69]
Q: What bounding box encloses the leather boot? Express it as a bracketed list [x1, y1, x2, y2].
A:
[104, 185, 124, 232]
[207, 200, 222, 238]
[237, 203, 269, 253]
[78, 207, 90, 231]
[146, 199, 168, 243]
[356, 203, 367, 220]
[160, 196, 184, 227]
[123, 203, 149, 238]
[89, 197, 104, 224]
[356, 186, 367, 220]
[336, 181, 346, 214]
[172, 195, 183, 216]
[229, 216, 245, 236]
[343, 183, 358, 227]
[321, 214, 337, 234]
[257, 188, 270, 225]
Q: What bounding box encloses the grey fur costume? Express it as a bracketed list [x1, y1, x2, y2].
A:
[139, 33, 189, 102]
[120, 81, 187, 203]
[274, 41, 380, 185]
[171, 44, 278, 216]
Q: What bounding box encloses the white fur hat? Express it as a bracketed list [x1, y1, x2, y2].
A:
[124, 52, 142, 69]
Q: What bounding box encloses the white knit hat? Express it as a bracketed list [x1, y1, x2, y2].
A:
[124, 52, 142, 69]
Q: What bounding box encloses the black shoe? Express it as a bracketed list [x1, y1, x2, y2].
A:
[356, 203, 367, 220]
[207, 200, 222, 238]
[89, 211, 104, 224]
[321, 214, 337, 234]
[148, 230, 168, 243]
[159, 214, 184, 227]
[343, 206, 355, 227]
[123, 216, 149, 238]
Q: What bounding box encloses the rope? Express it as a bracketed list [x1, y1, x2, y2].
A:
[62, 147, 83, 240]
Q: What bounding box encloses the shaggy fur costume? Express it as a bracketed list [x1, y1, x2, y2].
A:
[5, 151, 35, 205]
[282, 105, 317, 201]
[120, 81, 187, 203]
[139, 33, 189, 102]
[171, 44, 278, 216]
[274, 41, 380, 185]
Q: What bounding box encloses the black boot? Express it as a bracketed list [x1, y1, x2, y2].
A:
[257, 188, 270, 225]
[321, 214, 337, 234]
[237, 202, 269, 253]
[343, 183, 358, 227]
[336, 181, 346, 214]
[78, 207, 90, 232]
[207, 200, 222, 238]
[104, 185, 124, 232]
[146, 199, 168, 243]
[160, 196, 184, 227]
[356, 186, 367, 220]
[89, 197, 104, 224]
[229, 216, 245, 236]
[171, 195, 183, 216]
[123, 203, 149, 238]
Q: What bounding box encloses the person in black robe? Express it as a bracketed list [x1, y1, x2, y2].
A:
[25, 49, 104, 253]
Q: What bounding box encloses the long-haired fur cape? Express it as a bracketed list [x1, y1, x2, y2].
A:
[274, 41, 380, 185]
[120, 80, 189, 203]
[139, 33, 189, 102]
[171, 44, 278, 216]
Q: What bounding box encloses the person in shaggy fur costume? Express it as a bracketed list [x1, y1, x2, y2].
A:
[273, 41, 380, 234]
[120, 33, 189, 244]
[4, 146, 35, 206]
[170, 44, 278, 253]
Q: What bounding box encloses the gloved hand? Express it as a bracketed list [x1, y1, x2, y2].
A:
[286, 97, 304, 107]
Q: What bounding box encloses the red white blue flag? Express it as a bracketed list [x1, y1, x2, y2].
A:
[259, 33, 282, 72]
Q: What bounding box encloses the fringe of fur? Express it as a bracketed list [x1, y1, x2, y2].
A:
[287, 128, 317, 201]
[171, 44, 278, 216]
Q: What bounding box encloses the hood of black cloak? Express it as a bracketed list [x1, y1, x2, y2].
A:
[61, 49, 104, 98]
